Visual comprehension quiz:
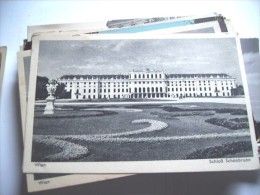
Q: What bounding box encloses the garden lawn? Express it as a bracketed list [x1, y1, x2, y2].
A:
[32, 102, 253, 162]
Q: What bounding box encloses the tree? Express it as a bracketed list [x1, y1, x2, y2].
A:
[55, 83, 71, 99]
[35, 76, 49, 100]
[231, 84, 244, 96]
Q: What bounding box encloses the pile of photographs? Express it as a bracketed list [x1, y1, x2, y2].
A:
[17, 13, 260, 192]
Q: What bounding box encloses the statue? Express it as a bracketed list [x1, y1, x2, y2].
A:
[43, 80, 58, 115]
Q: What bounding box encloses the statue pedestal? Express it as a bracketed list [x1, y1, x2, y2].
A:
[43, 96, 55, 115]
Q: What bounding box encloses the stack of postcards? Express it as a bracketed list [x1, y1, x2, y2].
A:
[16, 13, 260, 192]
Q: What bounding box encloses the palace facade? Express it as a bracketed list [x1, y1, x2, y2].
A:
[58, 70, 236, 100]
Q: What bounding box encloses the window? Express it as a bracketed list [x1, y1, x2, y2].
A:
[134, 74, 137, 79]
[89, 89, 91, 93]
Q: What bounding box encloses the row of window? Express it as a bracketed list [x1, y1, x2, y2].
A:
[80, 94, 128, 99]
[167, 86, 231, 92]
[77, 86, 232, 94]
[76, 91, 232, 100]
[81, 88, 129, 93]
[132, 73, 163, 79]
[65, 80, 235, 87]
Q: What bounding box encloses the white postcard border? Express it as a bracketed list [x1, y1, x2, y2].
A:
[23, 33, 259, 173]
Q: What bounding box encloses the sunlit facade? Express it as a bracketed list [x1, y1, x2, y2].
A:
[58, 70, 236, 100]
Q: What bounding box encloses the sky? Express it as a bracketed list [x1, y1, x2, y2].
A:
[38, 37, 242, 84]
[240, 38, 260, 121]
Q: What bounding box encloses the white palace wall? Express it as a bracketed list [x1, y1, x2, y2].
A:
[57, 70, 236, 100]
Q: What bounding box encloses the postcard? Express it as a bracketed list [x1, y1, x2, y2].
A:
[18, 50, 134, 191]
[18, 50, 131, 192]
[23, 34, 259, 173]
[26, 13, 224, 42]
[99, 16, 227, 34]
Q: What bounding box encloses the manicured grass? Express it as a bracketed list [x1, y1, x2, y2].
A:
[35, 110, 117, 119]
[32, 135, 89, 161]
[185, 141, 252, 159]
[32, 102, 252, 161]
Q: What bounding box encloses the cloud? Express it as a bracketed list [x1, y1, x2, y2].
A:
[243, 52, 260, 73]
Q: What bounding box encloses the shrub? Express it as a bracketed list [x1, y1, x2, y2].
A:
[205, 117, 249, 130]
[215, 108, 247, 115]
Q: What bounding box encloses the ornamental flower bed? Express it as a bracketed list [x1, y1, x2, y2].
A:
[33, 135, 89, 161]
[205, 117, 249, 130]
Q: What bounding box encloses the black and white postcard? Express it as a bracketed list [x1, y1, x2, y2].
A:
[23, 34, 259, 173]
[18, 50, 131, 192]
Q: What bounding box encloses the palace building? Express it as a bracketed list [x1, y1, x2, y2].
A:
[58, 70, 237, 100]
